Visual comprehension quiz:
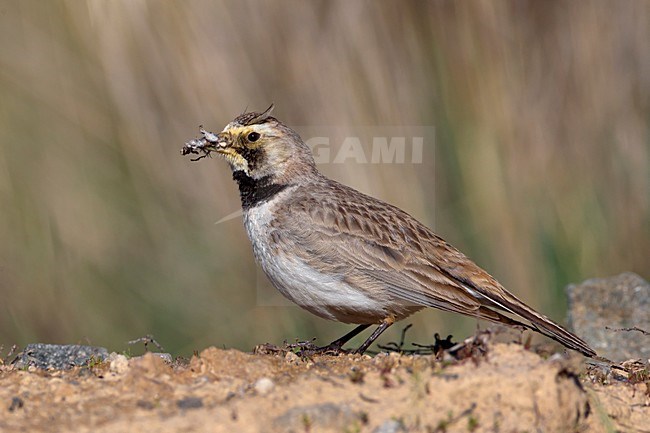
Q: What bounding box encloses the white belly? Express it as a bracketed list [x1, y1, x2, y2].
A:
[243, 197, 389, 323]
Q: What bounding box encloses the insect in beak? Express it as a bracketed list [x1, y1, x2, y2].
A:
[181, 126, 228, 161]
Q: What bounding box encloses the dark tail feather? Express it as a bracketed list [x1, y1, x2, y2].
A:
[521, 313, 596, 357]
[479, 306, 596, 357]
[481, 302, 597, 357]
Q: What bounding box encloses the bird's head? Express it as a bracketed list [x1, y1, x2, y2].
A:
[199, 105, 318, 184]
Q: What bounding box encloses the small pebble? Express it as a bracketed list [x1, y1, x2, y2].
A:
[108, 354, 129, 374]
[373, 419, 406, 433]
[176, 396, 203, 410]
[254, 377, 275, 395]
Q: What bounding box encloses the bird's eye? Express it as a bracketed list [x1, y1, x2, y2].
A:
[247, 132, 260, 142]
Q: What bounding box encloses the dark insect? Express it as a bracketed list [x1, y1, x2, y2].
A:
[181, 126, 220, 161]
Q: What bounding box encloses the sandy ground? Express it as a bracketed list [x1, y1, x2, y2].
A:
[1, 337, 648, 433]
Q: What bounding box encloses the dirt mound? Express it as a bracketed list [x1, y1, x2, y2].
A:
[1, 342, 648, 432]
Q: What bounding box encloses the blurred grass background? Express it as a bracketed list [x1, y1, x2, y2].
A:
[0, 0, 648, 355]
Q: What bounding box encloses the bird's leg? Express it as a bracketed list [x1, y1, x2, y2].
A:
[318, 324, 371, 353]
[354, 319, 394, 354]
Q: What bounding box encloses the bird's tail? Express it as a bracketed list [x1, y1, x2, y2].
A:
[476, 294, 596, 358]
[513, 306, 596, 357]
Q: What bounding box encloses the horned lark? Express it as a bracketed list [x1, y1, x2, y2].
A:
[182, 105, 596, 357]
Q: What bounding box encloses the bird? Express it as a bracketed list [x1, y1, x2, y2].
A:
[181, 105, 597, 358]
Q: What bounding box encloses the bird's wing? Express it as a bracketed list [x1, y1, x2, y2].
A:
[272, 188, 528, 326]
[272, 181, 595, 357]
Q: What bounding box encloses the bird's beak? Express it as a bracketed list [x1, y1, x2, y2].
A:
[181, 128, 230, 160]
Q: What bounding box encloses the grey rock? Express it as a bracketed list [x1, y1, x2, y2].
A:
[14, 344, 109, 370]
[273, 403, 366, 432]
[566, 272, 650, 361]
[373, 419, 407, 433]
[176, 396, 203, 410]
